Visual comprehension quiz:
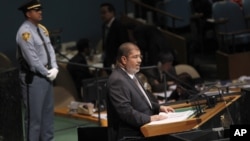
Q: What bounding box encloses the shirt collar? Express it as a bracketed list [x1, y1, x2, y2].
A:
[25, 20, 38, 31]
[106, 17, 115, 28]
[120, 67, 134, 79]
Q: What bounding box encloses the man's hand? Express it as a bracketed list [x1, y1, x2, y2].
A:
[47, 68, 59, 81]
[160, 106, 175, 113]
[150, 106, 175, 122]
[150, 114, 167, 122]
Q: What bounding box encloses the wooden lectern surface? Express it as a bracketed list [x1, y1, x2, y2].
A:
[140, 94, 241, 137]
[54, 107, 107, 127]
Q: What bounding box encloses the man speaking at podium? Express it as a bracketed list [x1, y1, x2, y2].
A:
[106, 42, 174, 141]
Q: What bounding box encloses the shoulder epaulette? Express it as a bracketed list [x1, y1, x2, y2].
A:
[38, 24, 49, 36]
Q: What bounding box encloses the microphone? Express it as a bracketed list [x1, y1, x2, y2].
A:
[162, 72, 168, 103]
[57, 60, 113, 71]
[214, 81, 250, 126]
[185, 84, 219, 117]
[163, 71, 199, 95]
[54, 48, 70, 61]
[217, 89, 235, 126]
[202, 81, 250, 127]
[140, 65, 158, 70]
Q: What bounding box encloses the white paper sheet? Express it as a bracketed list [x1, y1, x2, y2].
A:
[148, 110, 196, 125]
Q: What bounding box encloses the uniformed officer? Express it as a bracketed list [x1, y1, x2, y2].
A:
[16, 0, 58, 141]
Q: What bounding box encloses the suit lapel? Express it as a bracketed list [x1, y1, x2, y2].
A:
[133, 74, 152, 108]
[117, 68, 152, 108]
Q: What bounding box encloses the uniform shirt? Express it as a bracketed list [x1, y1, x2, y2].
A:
[16, 20, 58, 76]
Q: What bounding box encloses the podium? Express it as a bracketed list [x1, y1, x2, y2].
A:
[140, 94, 241, 137]
[216, 51, 250, 80]
[77, 126, 108, 141]
[132, 128, 230, 141]
[168, 128, 230, 141]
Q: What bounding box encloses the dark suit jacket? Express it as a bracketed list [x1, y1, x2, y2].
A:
[106, 68, 160, 141]
[102, 19, 129, 69]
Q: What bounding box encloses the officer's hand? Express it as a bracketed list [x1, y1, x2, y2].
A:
[47, 68, 59, 81]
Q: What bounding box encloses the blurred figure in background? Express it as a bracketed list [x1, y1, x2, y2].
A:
[67, 38, 94, 100]
[167, 72, 197, 102]
[100, 2, 129, 74]
[142, 52, 177, 93]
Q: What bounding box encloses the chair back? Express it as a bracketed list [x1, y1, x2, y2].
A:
[175, 64, 200, 79]
[212, 1, 247, 32]
[80, 76, 108, 112]
[212, 1, 250, 52]
[81, 77, 108, 102]
[242, 0, 250, 27]
[0, 52, 12, 70]
[54, 62, 78, 108]
[243, 0, 250, 15]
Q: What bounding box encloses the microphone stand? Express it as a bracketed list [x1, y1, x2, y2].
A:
[163, 73, 168, 103]
[217, 86, 234, 127]
[92, 66, 112, 127]
[94, 68, 102, 127]
[54, 48, 70, 61]
[162, 70, 198, 104]
[186, 85, 212, 117]
[215, 81, 250, 126]
[198, 81, 247, 113]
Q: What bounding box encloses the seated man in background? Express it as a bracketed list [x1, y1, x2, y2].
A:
[67, 38, 94, 100]
[141, 52, 177, 93]
[143, 52, 200, 103]
[167, 72, 198, 102]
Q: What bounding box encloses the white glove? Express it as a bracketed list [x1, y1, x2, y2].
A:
[47, 68, 59, 81]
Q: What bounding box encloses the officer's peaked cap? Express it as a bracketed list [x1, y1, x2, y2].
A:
[18, 0, 42, 12]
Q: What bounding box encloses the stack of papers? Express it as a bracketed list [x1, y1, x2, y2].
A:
[148, 110, 196, 125]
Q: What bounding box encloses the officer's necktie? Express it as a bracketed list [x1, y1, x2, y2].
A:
[37, 27, 51, 69]
[133, 76, 152, 108]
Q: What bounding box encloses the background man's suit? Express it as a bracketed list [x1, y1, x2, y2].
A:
[102, 19, 129, 70]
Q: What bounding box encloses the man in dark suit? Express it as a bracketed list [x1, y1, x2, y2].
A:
[100, 3, 129, 74]
[106, 42, 174, 141]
